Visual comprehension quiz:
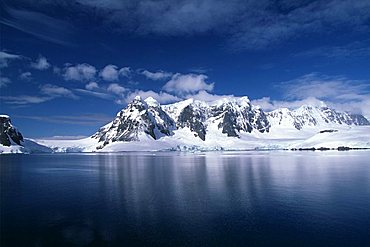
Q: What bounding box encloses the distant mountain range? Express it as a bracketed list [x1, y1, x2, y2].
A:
[91, 96, 369, 149]
[1, 96, 370, 153]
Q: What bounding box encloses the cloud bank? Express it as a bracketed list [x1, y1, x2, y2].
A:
[5, 0, 369, 50]
[163, 73, 214, 95]
[251, 73, 370, 119]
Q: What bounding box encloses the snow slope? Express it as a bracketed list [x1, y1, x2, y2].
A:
[0, 139, 53, 154]
[36, 125, 370, 152]
[289, 126, 370, 149]
[0, 115, 52, 154]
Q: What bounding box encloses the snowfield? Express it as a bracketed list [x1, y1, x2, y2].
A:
[29, 125, 370, 153]
[0, 139, 53, 154]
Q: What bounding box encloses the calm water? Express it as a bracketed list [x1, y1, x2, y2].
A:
[1, 151, 370, 246]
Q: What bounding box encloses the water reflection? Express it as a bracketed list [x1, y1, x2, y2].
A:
[1, 152, 370, 246]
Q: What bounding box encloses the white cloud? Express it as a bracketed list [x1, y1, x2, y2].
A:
[0, 51, 21, 68]
[107, 83, 127, 95]
[281, 73, 370, 101]
[229, 1, 370, 50]
[40, 84, 78, 99]
[186, 90, 237, 102]
[32, 0, 369, 50]
[251, 97, 327, 111]
[64, 63, 96, 81]
[250, 73, 370, 119]
[328, 99, 370, 120]
[163, 73, 214, 94]
[124, 90, 180, 104]
[100, 65, 119, 81]
[295, 40, 370, 58]
[19, 72, 32, 81]
[0, 95, 51, 105]
[119, 67, 131, 77]
[31, 55, 50, 70]
[141, 70, 172, 80]
[3, 1, 370, 51]
[1, 83, 79, 106]
[85, 81, 99, 90]
[0, 77, 11, 88]
[17, 114, 113, 126]
[1, 6, 75, 46]
[0, 83, 79, 105]
[99, 65, 131, 81]
[124, 90, 238, 105]
[75, 88, 113, 100]
[251, 96, 370, 120]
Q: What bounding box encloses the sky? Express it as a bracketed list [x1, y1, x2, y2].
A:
[1, 0, 370, 138]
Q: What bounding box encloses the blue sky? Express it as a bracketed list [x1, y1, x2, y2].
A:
[1, 0, 370, 138]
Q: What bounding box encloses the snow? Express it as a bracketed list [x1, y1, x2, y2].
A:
[4, 125, 369, 154]
[0, 144, 25, 154]
[144, 96, 160, 107]
[30, 125, 370, 153]
[0, 139, 53, 154]
[134, 95, 141, 101]
[162, 98, 194, 121]
[289, 126, 370, 149]
[35, 137, 98, 152]
[2, 97, 369, 154]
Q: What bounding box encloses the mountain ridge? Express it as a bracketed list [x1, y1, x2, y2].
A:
[90, 96, 369, 149]
[2, 95, 370, 153]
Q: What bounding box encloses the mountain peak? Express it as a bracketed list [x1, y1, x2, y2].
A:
[144, 97, 160, 107]
[0, 115, 24, 147]
[133, 95, 142, 102]
[238, 96, 250, 103]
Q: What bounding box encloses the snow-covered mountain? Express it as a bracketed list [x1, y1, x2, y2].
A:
[91, 96, 274, 149]
[267, 105, 369, 130]
[82, 96, 369, 151]
[91, 96, 176, 149]
[0, 115, 52, 154]
[4, 95, 370, 153]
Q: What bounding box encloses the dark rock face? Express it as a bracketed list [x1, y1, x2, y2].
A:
[212, 104, 247, 137]
[177, 105, 207, 140]
[320, 107, 362, 125]
[0, 116, 24, 146]
[348, 114, 370, 125]
[248, 108, 270, 133]
[211, 100, 270, 138]
[148, 103, 176, 137]
[218, 111, 242, 137]
[175, 98, 270, 140]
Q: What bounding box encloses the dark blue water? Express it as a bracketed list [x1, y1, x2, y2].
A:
[1, 151, 370, 246]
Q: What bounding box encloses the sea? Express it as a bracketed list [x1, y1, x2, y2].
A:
[1, 151, 370, 246]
